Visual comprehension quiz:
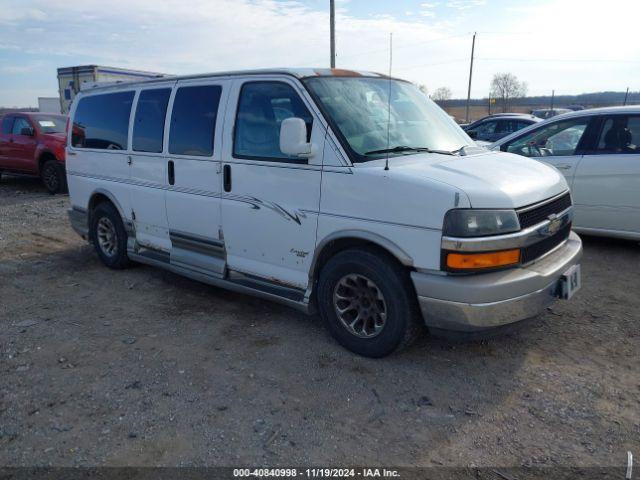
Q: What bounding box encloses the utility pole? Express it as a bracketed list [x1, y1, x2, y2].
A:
[465, 32, 476, 123]
[623, 87, 629, 105]
[330, 0, 336, 68]
[550, 89, 554, 111]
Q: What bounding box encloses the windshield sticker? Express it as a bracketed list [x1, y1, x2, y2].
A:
[38, 120, 56, 127]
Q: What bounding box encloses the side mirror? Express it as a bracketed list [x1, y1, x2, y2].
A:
[280, 117, 313, 158]
[20, 127, 34, 136]
[467, 130, 478, 139]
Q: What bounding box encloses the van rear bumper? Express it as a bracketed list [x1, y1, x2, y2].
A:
[411, 231, 582, 332]
[68, 207, 89, 240]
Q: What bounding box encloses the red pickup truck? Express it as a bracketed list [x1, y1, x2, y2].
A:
[0, 112, 68, 193]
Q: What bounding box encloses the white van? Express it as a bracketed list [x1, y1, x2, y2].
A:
[66, 68, 582, 357]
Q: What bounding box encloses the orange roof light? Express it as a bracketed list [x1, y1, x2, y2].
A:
[446, 249, 520, 270]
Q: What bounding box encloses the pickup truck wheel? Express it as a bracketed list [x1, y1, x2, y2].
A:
[90, 202, 131, 269]
[41, 160, 67, 194]
[317, 248, 420, 358]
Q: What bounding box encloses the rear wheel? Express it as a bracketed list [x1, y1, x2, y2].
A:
[90, 202, 131, 269]
[41, 159, 67, 194]
[317, 248, 421, 357]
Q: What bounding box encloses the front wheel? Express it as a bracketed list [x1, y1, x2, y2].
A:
[317, 248, 421, 358]
[41, 160, 67, 194]
[90, 202, 131, 269]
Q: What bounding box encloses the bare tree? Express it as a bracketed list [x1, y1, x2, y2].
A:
[490, 73, 527, 112]
[431, 86, 452, 102]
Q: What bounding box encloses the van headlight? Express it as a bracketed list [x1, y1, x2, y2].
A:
[443, 209, 520, 237]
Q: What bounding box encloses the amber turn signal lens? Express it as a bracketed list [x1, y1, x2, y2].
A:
[446, 249, 520, 270]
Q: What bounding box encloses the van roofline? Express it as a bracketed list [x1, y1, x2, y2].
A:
[76, 68, 398, 92]
[57, 65, 166, 77]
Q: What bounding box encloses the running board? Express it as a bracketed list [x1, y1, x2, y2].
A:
[128, 251, 311, 314]
[227, 270, 306, 303]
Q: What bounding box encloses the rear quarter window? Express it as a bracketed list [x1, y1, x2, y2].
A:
[72, 91, 135, 150]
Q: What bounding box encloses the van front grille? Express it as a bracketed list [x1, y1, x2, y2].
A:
[517, 193, 572, 229]
[521, 223, 571, 264]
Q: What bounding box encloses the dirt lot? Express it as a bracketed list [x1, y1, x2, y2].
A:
[0, 175, 638, 470]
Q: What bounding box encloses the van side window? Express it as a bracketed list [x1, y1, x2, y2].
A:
[1, 116, 14, 134]
[233, 82, 313, 162]
[169, 85, 222, 157]
[133, 88, 171, 153]
[72, 91, 134, 150]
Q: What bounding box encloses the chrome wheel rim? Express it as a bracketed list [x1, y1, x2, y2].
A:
[43, 165, 58, 190]
[96, 217, 117, 257]
[333, 273, 387, 338]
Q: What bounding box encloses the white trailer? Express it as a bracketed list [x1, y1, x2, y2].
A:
[38, 97, 61, 113]
[57, 65, 167, 113]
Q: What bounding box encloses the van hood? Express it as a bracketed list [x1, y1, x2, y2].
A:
[375, 150, 568, 209]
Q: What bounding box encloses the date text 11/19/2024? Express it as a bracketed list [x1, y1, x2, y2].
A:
[233, 468, 400, 478]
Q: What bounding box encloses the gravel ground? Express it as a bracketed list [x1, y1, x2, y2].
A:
[0, 174, 638, 469]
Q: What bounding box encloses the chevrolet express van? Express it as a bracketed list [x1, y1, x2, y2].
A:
[66, 68, 582, 357]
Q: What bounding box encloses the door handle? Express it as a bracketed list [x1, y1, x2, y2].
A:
[556, 164, 572, 170]
[168, 160, 175, 185]
[223, 164, 231, 192]
[127, 155, 132, 165]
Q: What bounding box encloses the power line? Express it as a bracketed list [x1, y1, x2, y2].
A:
[475, 30, 534, 35]
[325, 32, 471, 63]
[477, 57, 640, 64]
[395, 59, 468, 71]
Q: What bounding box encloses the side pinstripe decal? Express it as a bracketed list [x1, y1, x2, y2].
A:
[71, 171, 435, 231]
[70, 171, 314, 225]
[68, 171, 219, 197]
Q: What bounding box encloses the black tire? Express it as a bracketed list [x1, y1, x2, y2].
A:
[41, 159, 67, 194]
[90, 202, 131, 269]
[317, 247, 421, 358]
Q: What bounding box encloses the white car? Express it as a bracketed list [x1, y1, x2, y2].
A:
[66, 68, 582, 357]
[491, 106, 640, 241]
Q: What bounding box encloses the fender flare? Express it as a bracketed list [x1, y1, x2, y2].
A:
[37, 150, 58, 172]
[308, 229, 414, 283]
[88, 188, 128, 224]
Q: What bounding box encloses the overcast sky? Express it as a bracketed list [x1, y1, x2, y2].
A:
[1, 0, 639, 107]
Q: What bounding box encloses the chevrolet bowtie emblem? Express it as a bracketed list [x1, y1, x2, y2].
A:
[545, 214, 562, 236]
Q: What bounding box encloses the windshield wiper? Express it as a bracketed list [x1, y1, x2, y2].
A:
[364, 145, 459, 156]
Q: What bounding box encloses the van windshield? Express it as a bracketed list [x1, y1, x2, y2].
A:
[304, 77, 471, 162]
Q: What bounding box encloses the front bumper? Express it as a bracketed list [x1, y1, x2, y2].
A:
[412, 231, 582, 332]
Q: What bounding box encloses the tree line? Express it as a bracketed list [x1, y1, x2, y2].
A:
[425, 72, 636, 110]
[420, 73, 526, 111]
